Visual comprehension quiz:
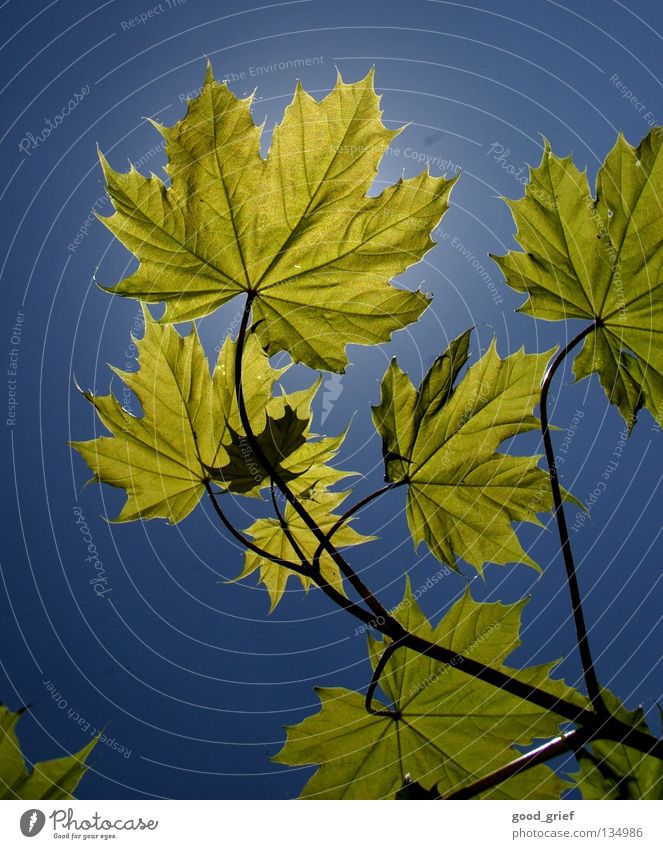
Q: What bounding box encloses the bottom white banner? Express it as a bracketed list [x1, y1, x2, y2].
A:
[0, 799, 661, 848]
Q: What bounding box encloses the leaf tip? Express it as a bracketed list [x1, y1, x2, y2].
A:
[540, 134, 552, 154]
[71, 371, 91, 399]
[97, 147, 113, 180]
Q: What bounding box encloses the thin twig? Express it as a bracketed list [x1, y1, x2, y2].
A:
[444, 727, 592, 799]
[204, 481, 306, 573]
[207, 480, 375, 617]
[311, 480, 404, 575]
[540, 321, 605, 713]
[270, 483, 309, 571]
[207, 481, 377, 624]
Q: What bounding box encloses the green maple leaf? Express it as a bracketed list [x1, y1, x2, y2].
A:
[492, 130, 663, 428]
[274, 581, 585, 798]
[236, 491, 375, 612]
[71, 314, 349, 522]
[372, 330, 558, 572]
[1, 704, 97, 799]
[97, 63, 456, 372]
[394, 775, 441, 798]
[211, 407, 309, 493]
[571, 690, 663, 799]
[208, 381, 352, 499]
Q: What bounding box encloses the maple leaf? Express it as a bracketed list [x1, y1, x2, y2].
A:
[236, 491, 375, 612]
[372, 330, 559, 572]
[492, 130, 663, 428]
[571, 690, 663, 799]
[97, 63, 455, 372]
[208, 381, 352, 499]
[210, 407, 309, 494]
[1, 704, 97, 800]
[70, 313, 349, 522]
[274, 581, 585, 799]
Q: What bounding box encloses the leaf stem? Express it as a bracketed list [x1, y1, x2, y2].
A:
[540, 321, 604, 713]
[204, 481, 306, 573]
[311, 480, 404, 575]
[269, 483, 308, 572]
[365, 642, 400, 718]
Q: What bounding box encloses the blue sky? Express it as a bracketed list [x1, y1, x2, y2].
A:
[1, 0, 661, 799]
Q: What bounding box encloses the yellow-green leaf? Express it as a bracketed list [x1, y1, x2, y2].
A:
[237, 491, 375, 612]
[98, 63, 455, 372]
[493, 130, 663, 428]
[274, 581, 585, 798]
[71, 314, 348, 522]
[372, 331, 556, 572]
[209, 380, 352, 500]
[571, 690, 663, 799]
[1, 704, 97, 800]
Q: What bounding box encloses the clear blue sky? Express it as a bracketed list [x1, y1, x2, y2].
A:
[1, 0, 661, 799]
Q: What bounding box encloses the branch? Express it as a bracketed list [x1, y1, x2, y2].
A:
[270, 483, 308, 572]
[540, 321, 604, 712]
[234, 294, 394, 624]
[445, 699, 663, 798]
[444, 727, 592, 799]
[230, 297, 663, 761]
[206, 480, 376, 624]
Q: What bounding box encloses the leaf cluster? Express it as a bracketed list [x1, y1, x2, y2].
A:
[67, 64, 663, 800]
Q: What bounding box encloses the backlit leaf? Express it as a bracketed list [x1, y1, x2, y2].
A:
[372, 331, 557, 572]
[236, 491, 375, 612]
[274, 581, 585, 798]
[71, 314, 349, 522]
[493, 130, 663, 428]
[1, 704, 97, 800]
[98, 63, 455, 372]
[571, 690, 663, 799]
